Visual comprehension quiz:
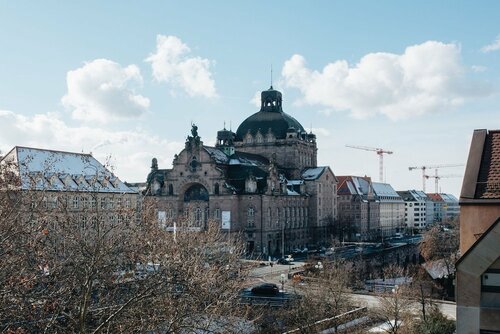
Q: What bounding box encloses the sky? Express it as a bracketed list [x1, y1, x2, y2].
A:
[1, 1, 499, 197]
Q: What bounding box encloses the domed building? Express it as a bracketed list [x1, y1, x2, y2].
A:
[145, 86, 338, 257]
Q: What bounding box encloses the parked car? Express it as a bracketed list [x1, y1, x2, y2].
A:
[251, 283, 280, 296]
[276, 258, 293, 265]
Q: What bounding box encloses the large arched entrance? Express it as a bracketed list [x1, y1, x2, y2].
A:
[182, 183, 209, 230]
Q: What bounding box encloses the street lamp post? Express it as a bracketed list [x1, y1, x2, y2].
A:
[287, 254, 294, 277]
[281, 220, 285, 260]
[280, 273, 286, 292]
[281, 220, 288, 260]
[315, 261, 323, 271]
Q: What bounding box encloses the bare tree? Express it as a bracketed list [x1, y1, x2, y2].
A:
[0, 158, 254, 333]
[419, 220, 459, 298]
[265, 259, 353, 333]
[371, 265, 414, 334]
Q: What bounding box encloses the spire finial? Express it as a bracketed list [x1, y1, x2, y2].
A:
[270, 65, 273, 89]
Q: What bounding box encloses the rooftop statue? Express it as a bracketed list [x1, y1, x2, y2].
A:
[186, 123, 201, 149]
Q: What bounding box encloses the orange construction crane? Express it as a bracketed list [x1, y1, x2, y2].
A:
[408, 164, 463, 192]
[346, 145, 393, 182]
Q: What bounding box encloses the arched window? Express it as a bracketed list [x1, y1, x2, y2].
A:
[184, 184, 209, 202]
[214, 183, 219, 195]
[256, 134, 263, 143]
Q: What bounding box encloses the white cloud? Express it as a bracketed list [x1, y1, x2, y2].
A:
[250, 91, 261, 107]
[481, 35, 500, 53]
[0, 110, 183, 182]
[311, 127, 330, 136]
[471, 65, 487, 72]
[61, 59, 150, 123]
[282, 41, 489, 120]
[145, 35, 217, 98]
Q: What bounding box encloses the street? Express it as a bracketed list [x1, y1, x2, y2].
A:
[348, 293, 456, 320]
[247, 261, 456, 320]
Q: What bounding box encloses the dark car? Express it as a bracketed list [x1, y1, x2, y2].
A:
[251, 283, 280, 296]
[276, 258, 293, 265]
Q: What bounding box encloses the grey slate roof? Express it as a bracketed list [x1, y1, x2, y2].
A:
[301, 167, 326, 180]
[1, 146, 135, 193]
[372, 182, 403, 202]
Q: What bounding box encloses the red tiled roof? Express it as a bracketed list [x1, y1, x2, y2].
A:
[475, 130, 500, 199]
[427, 193, 444, 202]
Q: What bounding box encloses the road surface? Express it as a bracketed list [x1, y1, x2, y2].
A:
[247, 262, 456, 320]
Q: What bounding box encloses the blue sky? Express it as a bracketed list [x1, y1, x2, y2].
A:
[1, 1, 499, 196]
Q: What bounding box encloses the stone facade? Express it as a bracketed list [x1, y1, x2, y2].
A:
[145, 87, 338, 257]
[0, 146, 138, 228]
[337, 176, 380, 241]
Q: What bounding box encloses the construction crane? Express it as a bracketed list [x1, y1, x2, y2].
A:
[408, 164, 464, 192]
[346, 145, 393, 182]
[424, 173, 462, 193]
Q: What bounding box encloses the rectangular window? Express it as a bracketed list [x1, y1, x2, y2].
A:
[79, 215, 87, 230]
[101, 198, 107, 209]
[50, 196, 57, 209]
[82, 196, 89, 209]
[91, 197, 97, 209]
[158, 211, 166, 227]
[91, 217, 98, 229]
[73, 196, 79, 209]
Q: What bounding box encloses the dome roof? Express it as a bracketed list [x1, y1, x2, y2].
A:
[235, 87, 305, 140]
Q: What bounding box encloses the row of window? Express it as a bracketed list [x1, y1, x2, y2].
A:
[79, 214, 131, 229]
[158, 205, 310, 229]
[32, 195, 132, 210]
